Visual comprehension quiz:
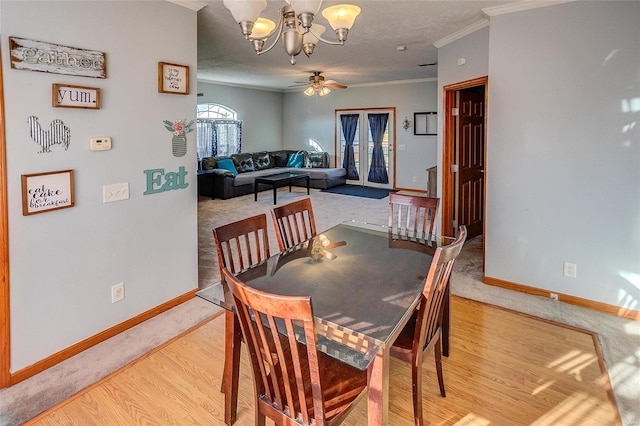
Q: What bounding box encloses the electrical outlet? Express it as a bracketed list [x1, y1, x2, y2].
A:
[103, 182, 129, 203]
[412, 176, 417, 182]
[563, 262, 577, 278]
[550, 292, 559, 301]
[111, 282, 125, 303]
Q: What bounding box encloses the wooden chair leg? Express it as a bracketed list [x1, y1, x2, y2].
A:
[435, 334, 446, 397]
[223, 311, 241, 425]
[412, 355, 424, 426]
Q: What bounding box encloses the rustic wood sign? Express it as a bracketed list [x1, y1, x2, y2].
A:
[21, 169, 75, 215]
[9, 37, 107, 79]
[52, 84, 101, 109]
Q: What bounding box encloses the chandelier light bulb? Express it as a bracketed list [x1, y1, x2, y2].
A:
[249, 18, 276, 39]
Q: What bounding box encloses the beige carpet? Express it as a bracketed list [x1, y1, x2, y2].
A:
[1, 187, 638, 425]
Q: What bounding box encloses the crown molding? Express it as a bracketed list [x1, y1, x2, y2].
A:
[198, 77, 438, 94]
[434, 19, 489, 49]
[434, 0, 576, 49]
[167, 0, 208, 12]
[481, 0, 575, 17]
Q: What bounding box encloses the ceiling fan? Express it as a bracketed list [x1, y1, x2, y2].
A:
[291, 71, 347, 96]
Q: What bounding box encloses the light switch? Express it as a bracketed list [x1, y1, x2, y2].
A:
[103, 183, 129, 203]
[90, 137, 112, 151]
[398, 144, 406, 150]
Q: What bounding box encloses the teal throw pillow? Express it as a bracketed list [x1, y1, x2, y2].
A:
[217, 158, 238, 175]
[286, 153, 304, 168]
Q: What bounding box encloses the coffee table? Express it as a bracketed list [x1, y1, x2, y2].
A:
[254, 172, 309, 204]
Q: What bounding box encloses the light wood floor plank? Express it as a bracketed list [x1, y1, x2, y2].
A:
[28, 297, 619, 426]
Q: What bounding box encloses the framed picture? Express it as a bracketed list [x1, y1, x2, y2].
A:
[158, 62, 189, 95]
[52, 84, 101, 109]
[21, 170, 75, 216]
[414, 112, 437, 136]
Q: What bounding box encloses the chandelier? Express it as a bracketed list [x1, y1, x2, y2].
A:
[222, 0, 361, 65]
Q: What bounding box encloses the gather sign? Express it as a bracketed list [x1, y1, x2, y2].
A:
[9, 37, 107, 79]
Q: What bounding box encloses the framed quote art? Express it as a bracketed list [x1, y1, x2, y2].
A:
[21, 169, 75, 216]
[158, 62, 189, 95]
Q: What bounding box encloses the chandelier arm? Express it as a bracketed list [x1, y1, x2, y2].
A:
[314, 32, 345, 46]
[255, 9, 286, 56]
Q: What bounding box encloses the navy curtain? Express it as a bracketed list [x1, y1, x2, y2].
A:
[367, 113, 389, 184]
[340, 114, 360, 180]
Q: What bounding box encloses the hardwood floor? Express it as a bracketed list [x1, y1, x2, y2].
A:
[28, 296, 619, 425]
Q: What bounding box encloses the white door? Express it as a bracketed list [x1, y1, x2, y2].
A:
[336, 109, 394, 189]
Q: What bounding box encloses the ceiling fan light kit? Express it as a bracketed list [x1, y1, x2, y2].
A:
[223, 0, 360, 65]
[297, 71, 345, 96]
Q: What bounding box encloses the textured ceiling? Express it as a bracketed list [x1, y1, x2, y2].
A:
[196, 1, 517, 91]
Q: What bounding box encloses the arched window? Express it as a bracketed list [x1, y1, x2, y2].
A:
[197, 103, 237, 120]
[196, 103, 242, 163]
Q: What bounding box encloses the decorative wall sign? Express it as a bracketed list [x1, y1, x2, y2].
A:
[9, 37, 107, 79]
[143, 167, 188, 195]
[28, 116, 71, 153]
[163, 119, 194, 157]
[52, 84, 101, 109]
[158, 62, 189, 95]
[21, 169, 75, 216]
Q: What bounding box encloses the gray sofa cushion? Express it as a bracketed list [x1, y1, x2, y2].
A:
[232, 153, 255, 173]
[252, 151, 272, 170]
[270, 150, 289, 167]
[232, 168, 289, 186]
[303, 167, 346, 180]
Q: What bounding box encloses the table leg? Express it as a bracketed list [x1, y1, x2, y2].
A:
[272, 184, 277, 205]
[223, 311, 241, 425]
[306, 177, 309, 195]
[366, 348, 390, 425]
[442, 283, 450, 357]
[254, 182, 258, 202]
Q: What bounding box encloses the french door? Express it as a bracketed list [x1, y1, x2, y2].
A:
[335, 109, 395, 189]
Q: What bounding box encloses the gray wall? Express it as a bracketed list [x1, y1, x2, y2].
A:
[3, 1, 198, 371]
[283, 81, 438, 191]
[196, 83, 284, 152]
[438, 2, 639, 309]
[485, 1, 639, 307]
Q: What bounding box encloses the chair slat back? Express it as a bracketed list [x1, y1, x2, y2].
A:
[213, 214, 271, 276]
[271, 198, 317, 251]
[223, 269, 326, 425]
[414, 226, 467, 354]
[389, 193, 439, 241]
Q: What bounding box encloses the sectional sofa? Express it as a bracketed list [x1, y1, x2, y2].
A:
[199, 150, 347, 199]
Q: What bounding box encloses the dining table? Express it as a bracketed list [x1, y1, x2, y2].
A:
[197, 220, 454, 425]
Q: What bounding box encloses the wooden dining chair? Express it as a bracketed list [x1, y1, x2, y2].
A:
[212, 214, 271, 425]
[388, 193, 440, 240]
[390, 225, 467, 426]
[223, 268, 368, 426]
[270, 197, 317, 251]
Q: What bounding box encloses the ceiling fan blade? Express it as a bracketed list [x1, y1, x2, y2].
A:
[325, 82, 347, 89]
[418, 61, 438, 67]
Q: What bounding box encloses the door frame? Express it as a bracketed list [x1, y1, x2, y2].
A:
[0, 42, 11, 388]
[334, 107, 396, 189]
[442, 77, 488, 247]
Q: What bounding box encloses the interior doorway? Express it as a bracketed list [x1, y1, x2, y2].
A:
[335, 108, 395, 189]
[442, 77, 487, 256]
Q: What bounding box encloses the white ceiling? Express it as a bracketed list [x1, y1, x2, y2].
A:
[195, 1, 519, 92]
